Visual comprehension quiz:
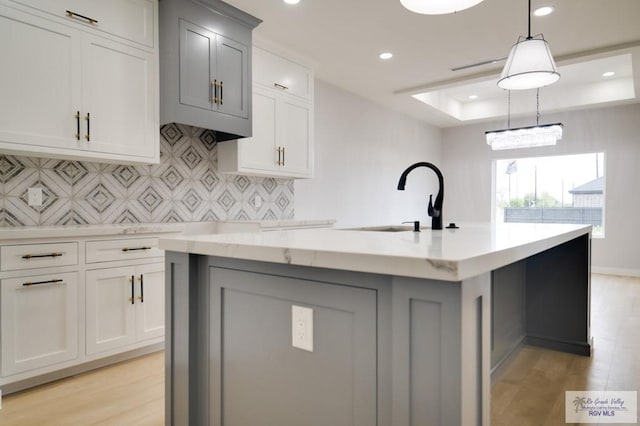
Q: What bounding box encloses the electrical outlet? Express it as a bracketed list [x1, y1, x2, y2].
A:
[291, 305, 313, 352]
[28, 187, 43, 207]
[253, 194, 263, 208]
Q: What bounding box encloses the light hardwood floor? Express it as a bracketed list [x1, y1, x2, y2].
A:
[492, 274, 640, 425]
[0, 351, 165, 425]
[0, 274, 637, 425]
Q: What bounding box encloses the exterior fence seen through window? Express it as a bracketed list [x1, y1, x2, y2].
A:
[495, 153, 605, 236]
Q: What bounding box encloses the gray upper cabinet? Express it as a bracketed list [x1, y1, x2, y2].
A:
[160, 0, 260, 142]
[178, 20, 248, 119]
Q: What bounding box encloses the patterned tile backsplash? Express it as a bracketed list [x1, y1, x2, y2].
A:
[0, 124, 294, 227]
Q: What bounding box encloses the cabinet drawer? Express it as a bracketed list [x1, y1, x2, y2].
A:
[86, 238, 163, 263]
[8, 0, 156, 47]
[1, 242, 78, 271]
[1, 271, 79, 376]
[253, 46, 312, 100]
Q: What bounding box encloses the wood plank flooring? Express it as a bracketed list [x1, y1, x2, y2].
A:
[0, 351, 165, 425]
[0, 273, 637, 425]
[492, 274, 640, 425]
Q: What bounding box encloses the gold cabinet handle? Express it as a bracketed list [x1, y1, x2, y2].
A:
[211, 80, 218, 104]
[22, 278, 64, 287]
[85, 112, 90, 141]
[276, 147, 282, 165]
[75, 111, 80, 140]
[274, 83, 289, 90]
[66, 10, 98, 24]
[137, 274, 144, 303]
[282, 146, 285, 166]
[22, 252, 63, 259]
[129, 275, 135, 304]
[211, 80, 224, 104]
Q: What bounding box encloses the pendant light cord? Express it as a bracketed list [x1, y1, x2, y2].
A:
[508, 90, 511, 128]
[536, 88, 540, 125]
[527, 0, 532, 39]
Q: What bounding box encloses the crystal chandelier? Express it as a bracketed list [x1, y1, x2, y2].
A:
[485, 123, 563, 150]
[486, 89, 563, 150]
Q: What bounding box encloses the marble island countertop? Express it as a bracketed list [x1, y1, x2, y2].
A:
[159, 223, 592, 281]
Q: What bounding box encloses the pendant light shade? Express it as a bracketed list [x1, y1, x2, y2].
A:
[498, 35, 560, 90]
[400, 0, 484, 15]
[497, 0, 560, 90]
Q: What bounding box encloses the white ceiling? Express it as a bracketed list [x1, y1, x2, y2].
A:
[223, 0, 640, 128]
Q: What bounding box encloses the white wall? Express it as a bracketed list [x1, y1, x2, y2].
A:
[295, 80, 442, 228]
[442, 102, 640, 276]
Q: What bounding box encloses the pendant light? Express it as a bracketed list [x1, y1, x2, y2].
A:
[400, 0, 484, 15]
[497, 0, 560, 90]
[486, 89, 563, 150]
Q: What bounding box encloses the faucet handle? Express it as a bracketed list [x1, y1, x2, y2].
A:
[427, 195, 434, 217]
[402, 221, 421, 232]
[427, 194, 440, 218]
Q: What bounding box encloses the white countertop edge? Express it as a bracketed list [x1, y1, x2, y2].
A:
[0, 219, 336, 241]
[159, 224, 592, 282]
[0, 223, 187, 240]
[455, 226, 591, 281]
[218, 219, 336, 229]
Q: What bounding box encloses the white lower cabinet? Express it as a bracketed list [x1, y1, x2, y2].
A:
[134, 263, 165, 341]
[1, 272, 79, 376]
[0, 232, 170, 392]
[86, 262, 164, 355]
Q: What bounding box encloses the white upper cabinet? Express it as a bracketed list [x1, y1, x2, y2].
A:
[7, 0, 155, 47]
[218, 45, 314, 179]
[0, 10, 81, 152]
[253, 46, 313, 101]
[81, 35, 156, 159]
[0, 2, 159, 164]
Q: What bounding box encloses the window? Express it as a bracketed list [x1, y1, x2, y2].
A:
[494, 153, 605, 237]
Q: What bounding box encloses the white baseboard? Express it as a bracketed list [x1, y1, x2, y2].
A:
[592, 267, 640, 278]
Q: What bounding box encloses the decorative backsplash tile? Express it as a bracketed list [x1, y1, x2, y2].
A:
[0, 124, 294, 227]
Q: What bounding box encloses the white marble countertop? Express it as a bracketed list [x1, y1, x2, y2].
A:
[159, 223, 592, 282]
[0, 222, 188, 240]
[0, 219, 336, 241]
[216, 219, 336, 233]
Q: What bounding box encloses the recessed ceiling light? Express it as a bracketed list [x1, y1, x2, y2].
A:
[284, 0, 300, 4]
[602, 71, 615, 77]
[534, 6, 554, 16]
[379, 52, 393, 60]
[468, 95, 478, 100]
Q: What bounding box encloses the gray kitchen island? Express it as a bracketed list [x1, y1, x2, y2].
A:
[159, 222, 591, 426]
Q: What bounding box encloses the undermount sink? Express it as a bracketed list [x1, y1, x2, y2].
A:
[342, 225, 415, 232]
